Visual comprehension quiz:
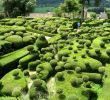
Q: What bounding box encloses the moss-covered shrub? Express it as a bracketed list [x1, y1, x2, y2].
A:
[23, 70, 29, 76]
[85, 40, 91, 48]
[82, 75, 89, 82]
[12, 70, 20, 79]
[71, 78, 82, 87]
[5, 35, 23, 49]
[64, 63, 73, 69]
[30, 74, 37, 80]
[12, 88, 21, 97]
[50, 59, 57, 68]
[98, 67, 105, 74]
[75, 67, 81, 73]
[28, 60, 41, 71]
[36, 35, 48, 50]
[27, 45, 34, 52]
[56, 72, 64, 81]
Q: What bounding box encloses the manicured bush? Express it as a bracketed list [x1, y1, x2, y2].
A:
[28, 60, 41, 71]
[5, 35, 23, 49]
[67, 95, 78, 100]
[38, 70, 49, 80]
[23, 36, 35, 45]
[58, 93, 66, 99]
[36, 35, 48, 50]
[98, 67, 105, 74]
[64, 63, 73, 69]
[16, 31, 23, 37]
[100, 42, 105, 48]
[23, 70, 29, 76]
[27, 45, 34, 52]
[30, 74, 37, 80]
[85, 40, 91, 48]
[12, 70, 19, 79]
[71, 78, 81, 87]
[50, 59, 57, 68]
[95, 49, 101, 54]
[19, 54, 38, 69]
[82, 75, 89, 82]
[106, 49, 110, 55]
[56, 72, 64, 81]
[33, 79, 42, 88]
[12, 89, 21, 97]
[62, 56, 67, 62]
[75, 67, 81, 73]
[56, 88, 63, 94]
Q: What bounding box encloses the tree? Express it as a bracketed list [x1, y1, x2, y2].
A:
[3, 0, 36, 17]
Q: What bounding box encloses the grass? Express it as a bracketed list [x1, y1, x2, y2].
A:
[97, 64, 110, 100]
[1, 69, 27, 96]
[33, 6, 55, 13]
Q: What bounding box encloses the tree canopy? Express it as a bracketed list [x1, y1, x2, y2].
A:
[3, 0, 36, 17]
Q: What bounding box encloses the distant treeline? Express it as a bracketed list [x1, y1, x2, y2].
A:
[37, 0, 64, 6]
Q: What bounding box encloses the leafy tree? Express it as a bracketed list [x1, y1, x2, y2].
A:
[2, 0, 36, 17]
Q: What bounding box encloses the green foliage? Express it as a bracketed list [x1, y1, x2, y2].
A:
[3, 0, 35, 17]
[36, 35, 48, 50]
[5, 35, 23, 49]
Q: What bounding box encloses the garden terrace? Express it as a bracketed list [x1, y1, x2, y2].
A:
[0, 17, 110, 100]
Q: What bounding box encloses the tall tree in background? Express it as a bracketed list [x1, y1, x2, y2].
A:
[3, 0, 36, 17]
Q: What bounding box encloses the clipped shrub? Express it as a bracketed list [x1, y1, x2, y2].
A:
[85, 40, 91, 48]
[50, 59, 57, 68]
[28, 60, 41, 71]
[56, 72, 64, 81]
[16, 31, 24, 37]
[95, 49, 101, 54]
[38, 70, 49, 80]
[62, 56, 67, 62]
[100, 42, 105, 48]
[106, 49, 110, 55]
[12, 70, 20, 79]
[23, 70, 29, 76]
[71, 77, 83, 87]
[68, 46, 73, 50]
[23, 36, 35, 45]
[30, 74, 37, 80]
[82, 75, 89, 82]
[98, 67, 105, 74]
[56, 88, 63, 94]
[58, 93, 66, 99]
[55, 66, 63, 71]
[27, 45, 34, 52]
[19, 54, 38, 69]
[67, 95, 78, 100]
[64, 63, 73, 69]
[75, 67, 81, 73]
[33, 79, 42, 88]
[5, 35, 23, 49]
[36, 35, 48, 50]
[12, 89, 21, 97]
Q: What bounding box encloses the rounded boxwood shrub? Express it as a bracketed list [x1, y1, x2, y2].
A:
[95, 49, 101, 54]
[55, 66, 63, 71]
[12, 70, 20, 79]
[36, 67, 42, 73]
[71, 78, 83, 87]
[98, 67, 105, 74]
[74, 50, 78, 53]
[106, 49, 110, 55]
[68, 46, 73, 50]
[36, 35, 48, 50]
[12, 89, 21, 97]
[64, 63, 73, 69]
[27, 45, 34, 52]
[16, 31, 24, 37]
[30, 74, 37, 80]
[75, 67, 81, 73]
[23, 70, 29, 76]
[50, 59, 57, 68]
[67, 95, 78, 100]
[62, 56, 67, 62]
[33, 79, 42, 88]
[58, 93, 66, 99]
[23, 36, 34, 45]
[28, 60, 41, 71]
[100, 42, 105, 48]
[5, 35, 23, 49]
[56, 72, 64, 81]
[85, 40, 91, 48]
[82, 75, 89, 82]
[56, 88, 63, 94]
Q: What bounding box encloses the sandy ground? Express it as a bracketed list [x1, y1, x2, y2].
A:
[29, 13, 53, 18]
